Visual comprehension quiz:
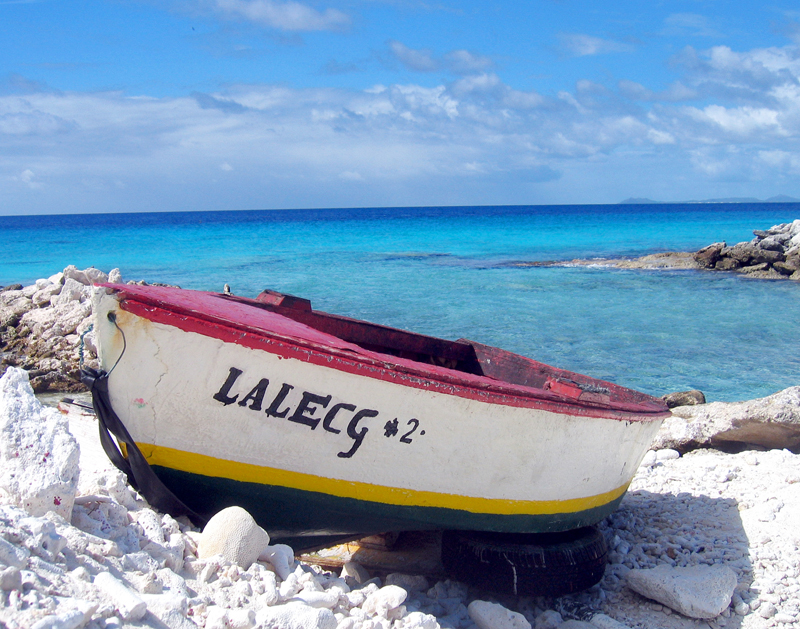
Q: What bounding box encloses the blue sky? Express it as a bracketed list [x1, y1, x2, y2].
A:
[2, 1, 800, 214]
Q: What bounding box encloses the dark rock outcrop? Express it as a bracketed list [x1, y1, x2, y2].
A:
[693, 220, 800, 280]
[662, 390, 706, 408]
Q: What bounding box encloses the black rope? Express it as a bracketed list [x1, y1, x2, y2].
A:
[105, 312, 126, 376]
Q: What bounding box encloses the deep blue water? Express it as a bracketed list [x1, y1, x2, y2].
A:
[3, 203, 799, 402]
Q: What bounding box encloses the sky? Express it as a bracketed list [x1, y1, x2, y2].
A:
[2, 1, 800, 215]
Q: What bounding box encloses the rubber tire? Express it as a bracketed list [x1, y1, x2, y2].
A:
[440, 527, 607, 597]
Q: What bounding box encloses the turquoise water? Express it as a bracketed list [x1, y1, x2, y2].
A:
[3, 203, 799, 402]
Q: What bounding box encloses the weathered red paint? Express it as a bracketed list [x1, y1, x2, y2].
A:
[101, 283, 669, 422]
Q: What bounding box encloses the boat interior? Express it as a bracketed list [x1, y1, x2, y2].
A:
[230, 289, 622, 403]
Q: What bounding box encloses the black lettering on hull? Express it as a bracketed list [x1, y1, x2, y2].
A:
[211, 366, 423, 459]
[213, 368, 243, 405]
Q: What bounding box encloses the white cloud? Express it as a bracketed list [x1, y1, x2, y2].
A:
[757, 149, 800, 174]
[213, 0, 350, 31]
[389, 41, 438, 72]
[451, 73, 503, 96]
[559, 33, 634, 57]
[444, 50, 494, 74]
[618, 80, 697, 102]
[687, 105, 784, 138]
[14, 169, 41, 189]
[675, 44, 800, 104]
[388, 41, 494, 75]
[388, 84, 460, 119]
[0, 107, 74, 135]
[220, 162, 234, 171]
[647, 129, 675, 145]
[662, 13, 722, 38]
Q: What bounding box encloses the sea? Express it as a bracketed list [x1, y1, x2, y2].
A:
[2, 203, 799, 403]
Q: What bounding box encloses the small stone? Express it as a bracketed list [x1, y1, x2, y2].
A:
[640, 451, 657, 467]
[256, 601, 337, 629]
[401, 611, 440, 629]
[468, 600, 531, 629]
[228, 608, 257, 629]
[30, 610, 87, 629]
[758, 602, 777, 618]
[590, 614, 632, 629]
[295, 590, 340, 609]
[774, 613, 797, 624]
[535, 610, 563, 629]
[341, 561, 371, 584]
[94, 571, 147, 621]
[627, 564, 737, 619]
[259, 543, 295, 580]
[0, 535, 29, 568]
[362, 585, 408, 617]
[0, 565, 22, 591]
[386, 573, 429, 592]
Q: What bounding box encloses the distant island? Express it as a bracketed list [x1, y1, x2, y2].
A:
[619, 195, 799, 204]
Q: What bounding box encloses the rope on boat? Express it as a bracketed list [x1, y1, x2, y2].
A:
[78, 323, 93, 368]
[105, 312, 126, 376]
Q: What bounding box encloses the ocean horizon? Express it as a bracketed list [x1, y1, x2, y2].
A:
[3, 202, 799, 403]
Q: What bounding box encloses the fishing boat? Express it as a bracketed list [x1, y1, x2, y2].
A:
[85, 283, 669, 552]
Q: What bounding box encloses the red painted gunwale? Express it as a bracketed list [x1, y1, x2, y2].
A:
[102, 283, 669, 422]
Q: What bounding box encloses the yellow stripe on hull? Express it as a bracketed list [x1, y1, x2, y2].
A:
[139, 442, 630, 517]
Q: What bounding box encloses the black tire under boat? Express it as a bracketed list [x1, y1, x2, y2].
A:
[440, 527, 608, 597]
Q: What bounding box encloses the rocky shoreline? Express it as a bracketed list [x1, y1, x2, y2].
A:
[511, 220, 800, 281]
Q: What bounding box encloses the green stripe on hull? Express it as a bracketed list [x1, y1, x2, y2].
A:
[153, 466, 623, 549]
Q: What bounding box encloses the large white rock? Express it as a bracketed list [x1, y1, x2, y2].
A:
[626, 564, 737, 619]
[32, 283, 62, 307]
[51, 277, 87, 306]
[21, 300, 92, 339]
[468, 600, 531, 629]
[0, 367, 80, 520]
[197, 506, 270, 570]
[654, 386, 800, 451]
[62, 265, 108, 287]
[0, 291, 33, 326]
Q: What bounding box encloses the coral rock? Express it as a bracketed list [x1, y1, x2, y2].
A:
[198, 506, 270, 570]
[0, 367, 80, 520]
